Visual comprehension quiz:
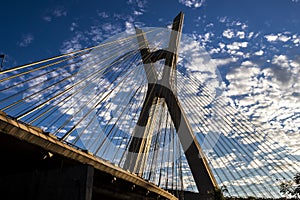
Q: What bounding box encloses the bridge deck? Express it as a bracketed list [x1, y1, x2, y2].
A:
[0, 111, 177, 200]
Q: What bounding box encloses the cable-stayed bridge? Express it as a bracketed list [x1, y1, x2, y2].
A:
[0, 12, 299, 200]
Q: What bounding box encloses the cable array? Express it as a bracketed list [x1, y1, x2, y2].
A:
[0, 27, 299, 199]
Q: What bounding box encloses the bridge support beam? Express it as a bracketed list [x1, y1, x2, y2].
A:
[124, 12, 219, 198]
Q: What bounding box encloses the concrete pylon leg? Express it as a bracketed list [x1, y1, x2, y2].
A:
[124, 12, 219, 198]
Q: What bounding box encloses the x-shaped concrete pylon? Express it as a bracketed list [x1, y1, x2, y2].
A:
[124, 12, 218, 197]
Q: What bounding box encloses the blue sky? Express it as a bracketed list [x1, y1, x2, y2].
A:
[1, 0, 300, 66]
[1, 0, 300, 198]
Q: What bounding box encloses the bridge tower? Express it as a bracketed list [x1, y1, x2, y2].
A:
[124, 12, 219, 198]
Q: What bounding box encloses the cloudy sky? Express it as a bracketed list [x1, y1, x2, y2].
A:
[0, 0, 299, 198]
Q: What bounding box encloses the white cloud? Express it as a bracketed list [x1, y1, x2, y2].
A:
[219, 16, 227, 23]
[226, 65, 260, 96]
[127, 0, 147, 15]
[241, 24, 248, 30]
[70, 22, 78, 32]
[133, 10, 143, 15]
[265, 34, 278, 42]
[197, 32, 214, 46]
[179, 0, 205, 8]
[237, 31, 245, 39]
[219, 43, 226, 49]
[125, 21, 135, 34]
[43, 16, 52, 22]
[272, 55, 289, 68]
[226, 43, 239, 50]
[18, 34, 34, 47]
[241, 60, 256, 67]
[223, 29, 235, 39]
[291, 35, 300, 46]
[278, 34, 291, 42]
[222, 175, 271, 187]
[226, 42, 248, 50]
[43, 6, 67, 22]
[60, 32, 87, 53]
[132, 18, 299, 199]
[223, 52, 300, 157]
[209, 153, 237, 169]
[248, 32, 254, 39]
[254, 50, 264, 56]
[97, 11, 109, 18]
[53, 7, 67, 17]
[219, 58, 299, 197]
[265, 33, 291, 43]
